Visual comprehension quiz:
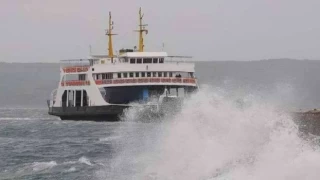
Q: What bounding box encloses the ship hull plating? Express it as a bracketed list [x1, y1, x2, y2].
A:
[48, 105, 129, 121]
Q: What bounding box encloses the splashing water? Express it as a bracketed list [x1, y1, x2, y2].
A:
[98, 86, 320, 180]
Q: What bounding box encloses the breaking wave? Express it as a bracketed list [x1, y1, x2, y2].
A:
[31, 161, 57, 172]
[98, 86, 320, 180]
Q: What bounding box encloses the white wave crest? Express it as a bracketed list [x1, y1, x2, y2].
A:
[79, 156, 93, 166]
[31, 161, 57, 172]
[65, 167, 76, 172]
[100, 86, 320, 180]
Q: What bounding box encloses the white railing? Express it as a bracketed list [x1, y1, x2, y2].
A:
[59, 56, 194, 67]
[60, 59, 94, 68]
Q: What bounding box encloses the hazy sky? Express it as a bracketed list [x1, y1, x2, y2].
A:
[1, 0, 320, 62]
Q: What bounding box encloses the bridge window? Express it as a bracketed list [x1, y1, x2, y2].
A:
[143, 58, 152, 64]
[169, 72, 173, 77]
[129, 72, 134, 78]
[117, 73, 122, 78]
[159, 58, 164, 63]
[158, 72, 162, 77]
[102, 74, 106, 79]
[147, 72, 151, 77]
[137, 58, 142, 64]
[135, 72, 139, 77]
[124, 73, 128, 78]
[152, 72, 157, 77]
[141, 72, 145, 77]
[164, 72, 167, 77]
[152, 58, 158, 63]
[130, 58, 135, 64]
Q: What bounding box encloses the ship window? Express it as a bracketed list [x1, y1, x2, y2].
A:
[164, 72, 167, 77]
[158, 72, 162, 77]
[152, 72, 157, 77]
[159, 58, 164, 63]
[189, 72, 194, 78]
[152, 58, 158, 63]
[129, 72, 134, 78]
[141, 72, 145, 77]
[130, 58, 135, 64]
[143, 58, 152, 64]
[82, 90, 88, 107]
[79, 74, 86, 80]
[169, 72, 173, 77]
[124, 73, 128, 78]
[137, 58, 142, 64]
[68, 90, 74, 107]
[147, 72, 151, 77]
[135, 72, 139, 77]
[117, 73, 122, 78]
[106, 73, 113, 79]
[102, 73, 106, 79]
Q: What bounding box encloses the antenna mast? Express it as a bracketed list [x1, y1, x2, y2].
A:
[135, 7, 148, 52]
[106, 12, 117, 60]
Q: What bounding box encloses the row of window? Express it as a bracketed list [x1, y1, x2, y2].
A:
[94, 73, 113, 80]
[93, 72, 194, 80]
[93, 72, 196, 80]
[118, 72, 173, 78]
[129, 58, 164, 64]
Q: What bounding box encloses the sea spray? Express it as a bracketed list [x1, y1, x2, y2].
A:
[98, 86, 320, 180]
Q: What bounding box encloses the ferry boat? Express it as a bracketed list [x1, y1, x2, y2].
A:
[47, 8, 199, 121]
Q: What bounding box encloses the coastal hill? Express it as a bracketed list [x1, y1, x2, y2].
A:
[0, 59, 320, 109]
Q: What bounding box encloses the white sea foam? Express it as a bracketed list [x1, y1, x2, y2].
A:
[31, 161, 57, 172]
[79, 156, 93, 166]
[65, 167, 76, 172]
[98, 86, 320, 180]
[99, 136, 121, 142]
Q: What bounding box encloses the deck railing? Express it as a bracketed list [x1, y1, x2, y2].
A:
[59, 57, 194, 74]
[61, 80, 90, 86]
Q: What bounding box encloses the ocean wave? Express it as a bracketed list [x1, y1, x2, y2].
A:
[0, 107, 48, 110]
[79, 156, 93, 166]
[31, 161, 57, 172]
[99, 136, 121, 142]
[65, 167, 76, 172]
[0, 117, 57, 121]
[100, 85, 320, 180]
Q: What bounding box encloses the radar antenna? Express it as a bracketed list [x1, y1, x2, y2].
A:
[134, 7, 148, 52]
[106, 12, 117, 61]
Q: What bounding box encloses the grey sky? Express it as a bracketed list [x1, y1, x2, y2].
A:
[1, 0, 320, 62]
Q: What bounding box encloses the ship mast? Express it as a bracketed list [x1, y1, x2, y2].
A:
[106, 12, 117, 60]
[135, 7, 148, 52]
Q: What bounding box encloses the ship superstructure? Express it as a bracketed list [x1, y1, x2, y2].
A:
[47, 8, 198, 120]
